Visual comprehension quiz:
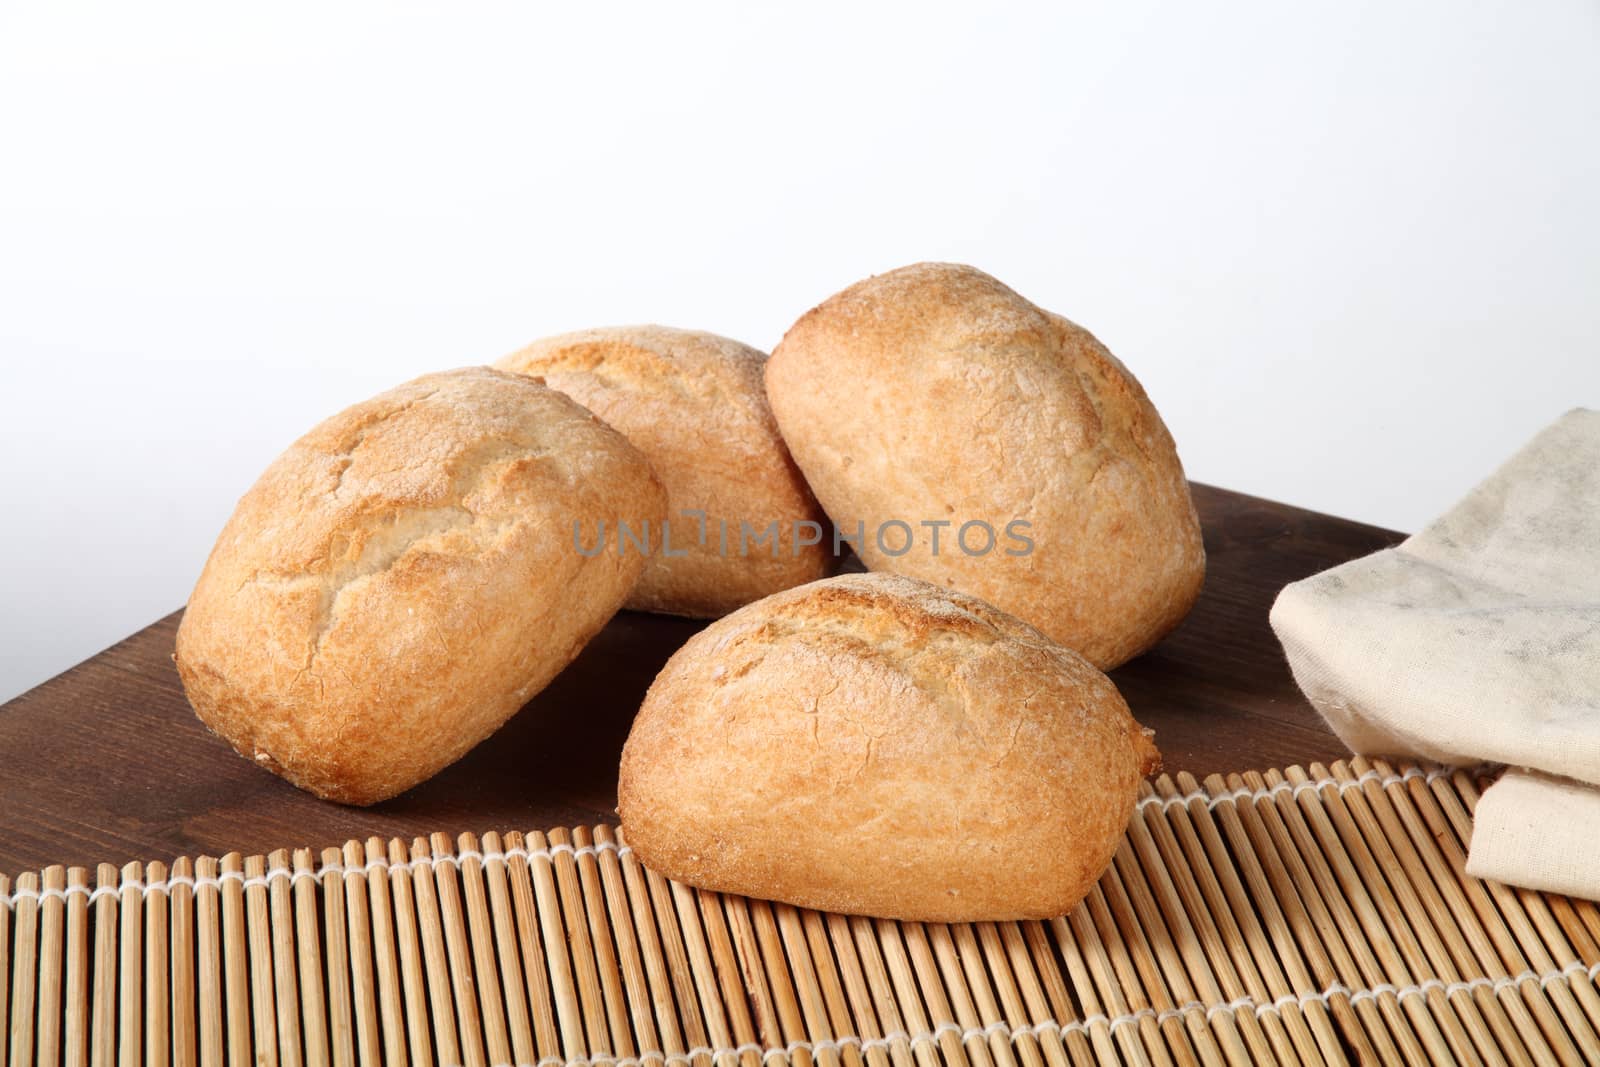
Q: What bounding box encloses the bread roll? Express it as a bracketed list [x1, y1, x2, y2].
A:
[175, 367, 666, 805]
[499, 326, 830, 618]
[617, 572, 1159, 921]
[766, 263, 1204, 669]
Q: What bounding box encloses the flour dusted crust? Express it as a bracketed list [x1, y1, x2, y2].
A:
[175, 367, 667, 805]
[617, 572, 1160, 922]
[499, 326, 830, 618]
[765, 263, 1205, 669]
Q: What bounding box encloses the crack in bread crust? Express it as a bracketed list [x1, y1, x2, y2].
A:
[255, 435, 556, 669]
[325, 387, 440, 496]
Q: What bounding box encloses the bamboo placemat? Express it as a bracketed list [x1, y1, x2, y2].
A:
[5, 757, 1600, 1067]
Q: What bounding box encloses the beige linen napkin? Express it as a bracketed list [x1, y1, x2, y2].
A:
[1270, 409, 1600, 900]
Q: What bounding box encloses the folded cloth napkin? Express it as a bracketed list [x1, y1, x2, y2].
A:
[1271, 409, 1600, 901]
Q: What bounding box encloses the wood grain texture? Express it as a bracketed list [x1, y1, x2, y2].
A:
[0, 484, 1402, 875]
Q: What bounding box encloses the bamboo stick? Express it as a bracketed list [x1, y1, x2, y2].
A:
[146, 861, 171, 1067]
[263, 850, 303, 1067]
[117, 861, 142, 1067]
[10, 871, 40, 1067]
[193, 857, 223, 1067]
[65, 866, 91, 1067]
[293, 849, 330, 1067]
[38, 866, 67, 1067]
[429, 834, 486, 1067]
[0, 871, 9, 1067]
[384, 839, 432, 1067]
[90, 864, 118, 1067]
[243, 854, 280, 1067]
[219, 854, 251, 1067]
[360, 839, 405, 1067]
[342, 841, 383, 1067]
[321, 847, 357, 1067]
[170, 858, 198, 1067]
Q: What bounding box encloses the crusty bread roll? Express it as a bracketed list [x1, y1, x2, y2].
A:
[175, 367, 666, 805]
[766, 263, 1205, 669]
[498, 326, 831, 618]
[617, 572, 1160, 921]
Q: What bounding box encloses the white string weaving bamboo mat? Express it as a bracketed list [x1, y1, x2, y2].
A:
[5, 757, 1600, 1067]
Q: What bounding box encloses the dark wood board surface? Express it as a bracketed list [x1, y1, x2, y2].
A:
[0, 483, 1403, 875]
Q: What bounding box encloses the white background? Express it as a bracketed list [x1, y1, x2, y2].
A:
[2, 1, 1597, 703]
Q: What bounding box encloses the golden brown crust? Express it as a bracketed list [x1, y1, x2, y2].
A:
[617, 572, 1160, 922]
[174, 366, 667, 804]
[498, 326, 831, 618]
[765, 263, 1205, 669]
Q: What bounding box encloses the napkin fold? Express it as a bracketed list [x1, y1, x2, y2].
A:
[1271, 409, 1600, 901]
